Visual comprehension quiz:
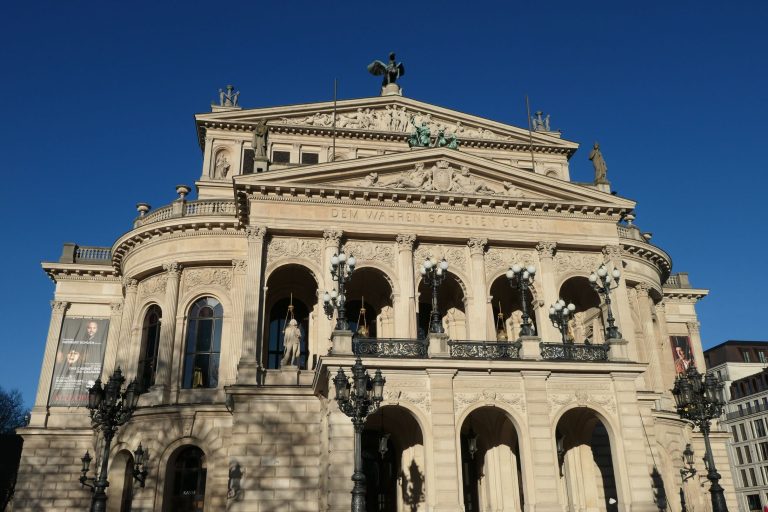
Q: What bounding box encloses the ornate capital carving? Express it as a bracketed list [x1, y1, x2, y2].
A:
[654, 302, 666, 313]
[686, 321, 701, 334]
[122, 277, 138, 291]
[323, 229, 343, 248]
[110, 302, 123, 315]
[467, 237, 487, 256]
[536, 241, 557, 259]
[51, 301, 69, 313]
[635, 282, 651, 298]
[163, 261, 182, 277]
[395, 234, 417, 250]
[245, 225, 267, 242]
[602, 245, 623, 262]
[232, 259, 247, 274]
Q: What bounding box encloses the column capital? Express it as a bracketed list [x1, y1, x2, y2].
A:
[654, 301, 666, 313]
[232, 259, 247, 274]
[323, 228, 343, 248]
[50, 300, 69, 314]
[395, 233, 417, 250]
[122, 277, 138, 291]
[467, 237, 487, 256]
[245, 225, 267, 242]
[686, 321, 701, 334]
[535, 241, 557, 259]
[163, 261, 182, 277]
[635, 282, 651, 298]
[110, 302, 123, 315]
[602, 244, 623, 262]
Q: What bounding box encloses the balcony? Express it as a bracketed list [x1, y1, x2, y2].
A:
[353, 337, 428, 358]
[59, 244, 112, 265]
[539, 342, 610, 362]
[448, 340, 522, 360]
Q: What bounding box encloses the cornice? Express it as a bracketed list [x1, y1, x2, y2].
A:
[619, 240, 672, 278]
[662, 288, 709, 301]
[42, 262, 120, 283]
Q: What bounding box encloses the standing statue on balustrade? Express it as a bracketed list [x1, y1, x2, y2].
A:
[281, 319, 302, 367]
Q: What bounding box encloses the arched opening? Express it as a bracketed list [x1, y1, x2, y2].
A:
[363, 405, 426, 511]
[164, 446, 207, 512]
[263, 264, 318, 370]
[182, 297, 223, 389]
[489, 275, 537, 341]
[106, 450, 134, 512]
[346, 267, 394, 338]
[417, 272, 466, 339]
[556, 408, 619, 511]
[559, 277, 603, 344]
[459, 407, 525, 511]
[137, 304, 162, 392]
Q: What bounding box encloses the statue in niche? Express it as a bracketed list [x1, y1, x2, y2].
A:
[214, 154, 230, 179]
[589, 142, 608, 184]
[367, 52, 405, 86]
[218, 85, 240, 107]
[505, 310, 524, 341]
[252, 120, 268, 158]
[281, 319, 302, 367]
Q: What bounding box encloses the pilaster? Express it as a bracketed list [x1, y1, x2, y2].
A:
[238, 226, 267, 384]
[426, 368, 462, 511]
[100, 302, 124, 379]
[226, 259, 247, 386]
[395, 234, 417, 338]
[686, 320, 705, 371]
[153, 261, 181, 397]
[114, 278, 138, 374]
[635, 283, 664, 392]
[29, 300, 68, 427]
[602, 245, 638, 360]
[535, 241, 560, 341]
[319, 229, 343, 350]
[467, 237, 488, 340]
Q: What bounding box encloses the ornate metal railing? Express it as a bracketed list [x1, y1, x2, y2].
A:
[353, 337, 428, 358]
[134, 200, 236, 228]
[448, 340, 522, 360]
[539, 342, 609, 362]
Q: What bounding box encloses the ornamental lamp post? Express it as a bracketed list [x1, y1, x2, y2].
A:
[420, 257, 449, 334]
[549, 299, 576, 343]
[671, 367, 728, 512]
[680, 443, 697, 482]
[334, 356, 385, 512]
[79, 368, 141, 512]
[323, 250, 356, 330]
[506, 264, 536, 337]
[589, 264, 622, 340]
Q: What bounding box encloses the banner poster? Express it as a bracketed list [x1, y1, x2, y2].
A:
[48, 318, 109, 406]
[670, 335, 695, 375]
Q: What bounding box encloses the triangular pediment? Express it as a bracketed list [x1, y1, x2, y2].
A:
[233, 148, 634, 209]
[196, 95, 577, 153]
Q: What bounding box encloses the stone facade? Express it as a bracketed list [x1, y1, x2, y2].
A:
[15, 93, 735, 511]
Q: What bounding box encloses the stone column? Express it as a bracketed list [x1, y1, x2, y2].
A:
[238, 226, 267, 383]
[426, 369, 462, 511]
[29, 300, 68, 426]
[535, 242, 560, 342]
[687, 320, 706, 371]
[635, 284, 664, 392]
[226, 259, 247, 386]
[603, 245, 638, 359]
[654, 302, 676, 393]
[467, 238, 489, 340]
[114, 278, 138, 374]
[395, 234, 417, 338]
[100, 302, 124, 379]
[320, 229, 343, 347]
[153, 262, 181, 396]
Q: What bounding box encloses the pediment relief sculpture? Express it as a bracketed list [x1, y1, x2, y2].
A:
[353, 160, 538, 198]
[277, 106, 511, 141]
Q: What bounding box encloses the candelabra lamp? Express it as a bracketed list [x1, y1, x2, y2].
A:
[506, 264, 536, 337]
[78, 368, 141, 512]
[333, 356, 386, 512]
[323, 250, 356, 330]
[671, 367, 728, 512]
[549, 299, 576, 343]
[589, 264, 622, 340]
[420, 257, 449, 334]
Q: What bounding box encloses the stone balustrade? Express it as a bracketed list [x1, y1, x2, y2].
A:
[133, 199, 236, 228]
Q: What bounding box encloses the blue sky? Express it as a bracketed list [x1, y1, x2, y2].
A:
[1, 1, 766, 407]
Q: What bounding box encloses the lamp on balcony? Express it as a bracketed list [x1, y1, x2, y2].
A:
[421, 257, 449, 334]
[323, 250, 356, 331]
[589, 264, 622, 340]
[506, 264, 536, 337]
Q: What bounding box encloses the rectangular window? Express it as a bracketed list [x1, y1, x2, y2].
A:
[750, 467, 758, 486]
[733, 426, 740, 442]
[763, 397, 768, 409]
[747, 493, 762, 510]
[756, 419, 767, 438]
[272, 150, 291, 164]
[747, 445, 754, 463]
[743, 469, 749, 486]
[760, 442, 768, 460]
[747, 403, 752, 414]
[241, 149, 255, 174]
[743, 349, 752, 362]
[738, 447, 745, 464]
[300, 152, 319, 165]
[742, 423, 749, 440]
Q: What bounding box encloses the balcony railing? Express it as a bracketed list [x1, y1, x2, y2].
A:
[353, 337, 428, 358]
[134, 200, 237, 228]
[539, 342, 610, 362]
[725, 402, 768, 420]
[448, 340, 522, 360]
[58, 243, 112, 264]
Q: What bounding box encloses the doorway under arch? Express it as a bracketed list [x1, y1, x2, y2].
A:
[346, 267, 395, 338]
[489, 274, 537, 341]
[417, 272, 466, 339]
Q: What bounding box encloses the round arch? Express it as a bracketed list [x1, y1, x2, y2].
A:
[264, 258, 322, 286]
[416, 270, 469, 339]
[346, 266, 396, 338]
[487, 273, 539, 340]
[558, 276, 603, 344]
[153, 436, 216, 512]
[106, 448, 135, 512]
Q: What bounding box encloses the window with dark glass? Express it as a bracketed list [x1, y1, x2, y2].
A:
[743, 349, 752, 363]
[759, 441, 768, 460]
[733, 426, 740, 442]
[746, 445, 754, 463]
[747, 493, 762, 511]
[742, 469, 749, 487]
[756, 419, 767, 438]
[750, 467, 759, 486]
[168, 446, 206, 512]
[272, 150, 290, 164]
[137, 305, 162, 392]
[242, 149, 255, 174]
[741, 423, 749, 440]
[182, 297, 223, 389]
[300, 152, 318, 164]
[737, 447, 745, 464]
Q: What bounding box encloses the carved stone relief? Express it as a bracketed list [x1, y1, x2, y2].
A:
[183, 268, 233, 289]
[383, 389, 431, 414]
[548, 389, 617, 418]
[138, 273, 167, 298]
[454, 390, 527, 417]
[343, 241, 395, 266]
[414, 244, 467, 275]
[554, 252, 602, 276]
[267, 238, 322, 264]
[484, 248, 536, 279]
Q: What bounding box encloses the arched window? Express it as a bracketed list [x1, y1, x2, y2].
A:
[167, 446, 206, 512]
[182, 297, 223, 389]
[137, 305, 162, 392]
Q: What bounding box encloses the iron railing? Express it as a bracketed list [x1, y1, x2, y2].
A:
[353, 337, 428, 358]
[539, 342, 610, 362]
[448, 340, 522, 360]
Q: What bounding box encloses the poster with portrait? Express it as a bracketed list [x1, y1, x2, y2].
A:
[48, 317, 109, 406]
[670, 335, 695, 375]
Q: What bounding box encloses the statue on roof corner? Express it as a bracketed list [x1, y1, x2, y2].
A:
[218, 85, 240, 107]
[589, 142, 609, 184]
[368, 52, 405, 96]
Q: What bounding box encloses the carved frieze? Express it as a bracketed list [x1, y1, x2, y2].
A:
[268, 238, 322, 264]
[554, 252, 601, 276]
[383, 389, 431, 413]
[183, 268, 232, 289]
[343, 241, 395, 266]
[138, 273, 167, 298]
[484, 248, 536, 279]
[414, 244, 466, 274]
[277, 106, 512, 142]
[548, 389, 617, 418]
[454, 390, 527, 416]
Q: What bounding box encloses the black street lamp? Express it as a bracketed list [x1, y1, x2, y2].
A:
[323, 250, 356, 330]
[79, 368, 141, 512]
[680, 443, 697, 482]
[589, 264, 622, 340]
[420, 257, 449, 334]
[333, 356, 385, 512]
[506, 264, 536, 337]
[671, 367, 728, 512]
[549, 299, 575, 343]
